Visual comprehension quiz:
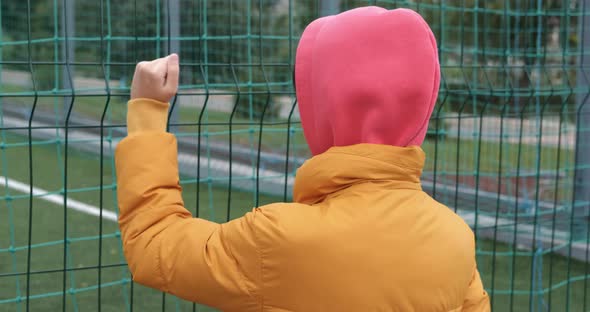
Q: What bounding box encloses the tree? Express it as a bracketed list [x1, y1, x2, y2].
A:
[1, 0, 580, 116]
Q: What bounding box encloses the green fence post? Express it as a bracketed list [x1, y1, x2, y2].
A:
[320, 0, 339, 16]
[574, 0, 590, 240]
[165, 0, 180, 133]
[61, 0, 75, 119]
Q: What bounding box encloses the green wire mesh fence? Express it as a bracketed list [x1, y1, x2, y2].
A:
[0, 0, 589, 311]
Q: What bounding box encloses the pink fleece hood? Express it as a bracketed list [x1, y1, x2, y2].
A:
[295, 6, 440, 156]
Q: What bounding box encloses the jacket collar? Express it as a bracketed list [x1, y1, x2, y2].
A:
[293, 144, 425, 205]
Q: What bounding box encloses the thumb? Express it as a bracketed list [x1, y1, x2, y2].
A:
[165, 53, 180, 92]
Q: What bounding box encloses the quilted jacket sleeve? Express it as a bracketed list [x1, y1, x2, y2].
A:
[462, 267, 490, 312]
[115, 99, 261, 311]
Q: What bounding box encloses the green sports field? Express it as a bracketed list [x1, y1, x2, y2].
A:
[0, 130, 588, 311]
[0, 131, 274, 311]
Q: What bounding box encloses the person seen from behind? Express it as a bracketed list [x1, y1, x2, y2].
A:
[115, 6, 491, 311]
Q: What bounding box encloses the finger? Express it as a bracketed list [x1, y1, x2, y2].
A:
[151, 57, 169, 79]
[165, 54, 180, 91]
[135, 61, 148, 73]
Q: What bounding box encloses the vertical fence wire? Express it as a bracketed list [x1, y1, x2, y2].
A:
[25, 0, 38, 310]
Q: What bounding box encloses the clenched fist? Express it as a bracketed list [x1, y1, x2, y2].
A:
[130, 54, 179, 103]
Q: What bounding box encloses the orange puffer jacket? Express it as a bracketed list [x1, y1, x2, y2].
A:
[115, 100, 490, 312]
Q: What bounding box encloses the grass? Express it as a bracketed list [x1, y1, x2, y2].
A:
[0, 132, 275, 311]
[0, 130, 589, 311]
[0, 79, 584, 311]
[422, 136, 575, 175]
[477, 239, 590, 311]
[1, 82, 576, 177]
[0, 83, 309, 153]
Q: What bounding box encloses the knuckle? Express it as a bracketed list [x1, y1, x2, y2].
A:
[136, 64, 150, 76]
[166, 88, 176, 98]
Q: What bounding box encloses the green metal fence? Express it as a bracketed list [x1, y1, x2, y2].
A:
[1, 0, 589, 311]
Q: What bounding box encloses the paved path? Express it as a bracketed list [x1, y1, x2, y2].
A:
[1, 69, 578, 148]
[2, 112, 587, 262]
[444, 113, 577, 149]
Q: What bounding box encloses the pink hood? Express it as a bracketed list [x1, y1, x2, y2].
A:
[295, 6, 440, 156]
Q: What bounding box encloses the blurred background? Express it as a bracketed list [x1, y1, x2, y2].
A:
[1, 0, 590, 311]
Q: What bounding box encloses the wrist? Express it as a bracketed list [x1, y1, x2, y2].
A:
[127, 98, 170, 134]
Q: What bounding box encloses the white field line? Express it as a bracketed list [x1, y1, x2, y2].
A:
[0, 176, 117, 222]
[4, 114, 589, 261]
